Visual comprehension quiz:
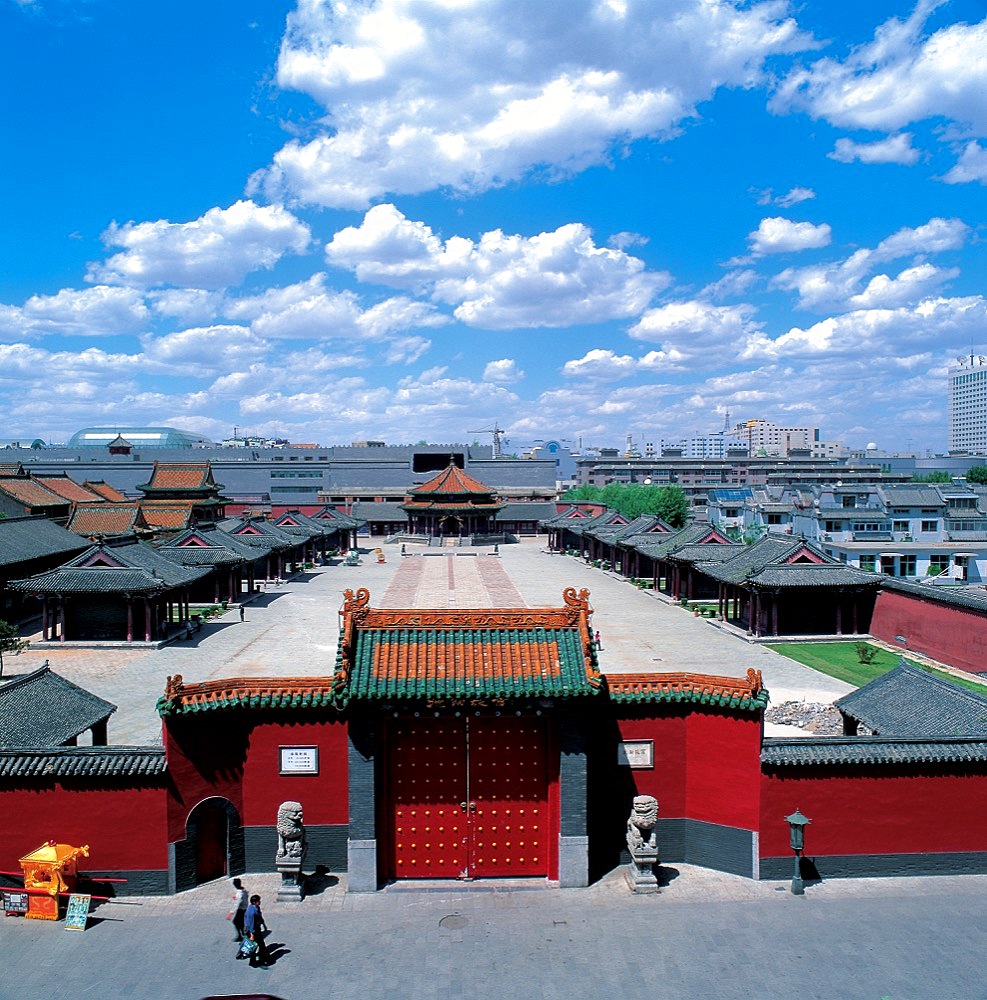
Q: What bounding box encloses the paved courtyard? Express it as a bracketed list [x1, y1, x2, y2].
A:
[10, 536, 854, 743]
[2, 865, 985, 999]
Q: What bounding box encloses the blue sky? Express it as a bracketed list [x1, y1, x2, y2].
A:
[2, 0, 986, 453]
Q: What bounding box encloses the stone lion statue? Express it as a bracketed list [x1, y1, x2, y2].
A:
[626, 794, 659, 855]
[276, 800, 306, 858]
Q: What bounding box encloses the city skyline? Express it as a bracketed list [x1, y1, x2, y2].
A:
[2, 0, 986, 452]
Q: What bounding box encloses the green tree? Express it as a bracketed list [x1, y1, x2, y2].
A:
[912, 471, 951, 483]
[966, 465, 987, 484]
[0, 620, 29, 679]
[653, 484, 688, 528]
[561, 484, 601, 503]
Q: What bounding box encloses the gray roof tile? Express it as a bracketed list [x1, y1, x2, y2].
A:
[761, 736, 987, 766]
[0, 665, 116, 748]
[834, 662, 987, 736]
[0, 745, 166, 778]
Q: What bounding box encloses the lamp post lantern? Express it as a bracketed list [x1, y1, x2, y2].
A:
[785, 808, 811, 895]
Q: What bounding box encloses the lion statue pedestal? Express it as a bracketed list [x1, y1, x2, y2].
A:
[275, 800, 307, 903]
[624, 794, 660, 894]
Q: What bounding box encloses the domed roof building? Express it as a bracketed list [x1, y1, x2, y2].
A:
[68, 426, 214, 449]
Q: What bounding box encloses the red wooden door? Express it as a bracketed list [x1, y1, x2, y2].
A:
[469, 717, 548, 878]
[387, 716, 549, 880]
[194, 801, 228, 883]
[390, 718, 469, 878]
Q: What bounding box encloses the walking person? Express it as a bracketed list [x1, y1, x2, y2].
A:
[239, 605, 245, 622]
[243, 893, 271, 968]
[227, 877, 248, 944]
[595, 630, 603, 651]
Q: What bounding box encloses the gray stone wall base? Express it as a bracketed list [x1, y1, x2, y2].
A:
[79, 869, 169, 896]
[244, 824, 347, 875]
[759, 851, 987, 881]
[347, 839, 378, 892]
[619, 818, 757, 879]
[558, 835, 589, 887]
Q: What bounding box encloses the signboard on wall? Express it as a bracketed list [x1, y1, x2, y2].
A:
[279, 745, 319, 775]
[617, 740, 654, 769]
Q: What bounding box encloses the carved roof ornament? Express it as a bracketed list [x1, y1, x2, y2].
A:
[164, 674, 185, 701]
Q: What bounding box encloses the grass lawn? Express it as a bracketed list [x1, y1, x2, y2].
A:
[765, 641, 987, 694]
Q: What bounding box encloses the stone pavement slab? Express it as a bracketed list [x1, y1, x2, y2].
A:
[1, 866, 985, 1000]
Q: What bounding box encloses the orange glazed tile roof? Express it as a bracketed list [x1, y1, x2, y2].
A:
[0, 478, 68, 507]
[139, 502, 196, 529]
[334, 586, 601, 702]
[34, 476, 103, 503]
[67, 503, 144, 537]
[409, 462, 497, 496]
[157, 675, 339, 716]
[83, 480, 129, 502]
[142, 462, 219, 491]
[605, 669, 767, 710]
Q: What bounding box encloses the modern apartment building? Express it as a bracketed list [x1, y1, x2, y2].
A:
[948, 354, 987, 454]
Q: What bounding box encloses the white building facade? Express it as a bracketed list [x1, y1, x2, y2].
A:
[948, 355, 987, 454]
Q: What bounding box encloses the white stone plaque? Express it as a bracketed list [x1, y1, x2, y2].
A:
[279, 745, 319, 775]
[617, 740, 654, 769]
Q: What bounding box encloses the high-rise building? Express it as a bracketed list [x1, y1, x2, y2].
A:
[948, 354, 987, 454]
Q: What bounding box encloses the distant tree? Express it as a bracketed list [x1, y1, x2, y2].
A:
[652, 485, 688, 528]
[561, 485, 601, 503]
[561, 482, 688, 527]
[966, 465, 987, 484]
[912, 471, 951, 483]
[0, 620, 29, 679]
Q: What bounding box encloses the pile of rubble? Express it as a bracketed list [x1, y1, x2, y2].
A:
[765, 701, 844, 735]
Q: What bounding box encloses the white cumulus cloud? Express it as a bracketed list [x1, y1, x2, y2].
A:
[253, 0, 810, 207]
[88, 200, 312, 290]
[0, 285, 150, 340]
[749, 217, 832, 255]
[326, 205, 666, 329]
[829, 133, 920, 165]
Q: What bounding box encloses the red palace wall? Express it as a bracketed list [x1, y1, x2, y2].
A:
[759, 767, 987, 859]
[164, 713, 349, 840]
[870, 589, 987, 674]
[611, 708, 762, 828]
[0, 782, 169, 876]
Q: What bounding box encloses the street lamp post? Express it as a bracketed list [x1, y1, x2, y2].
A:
[785, 808, 811, 896]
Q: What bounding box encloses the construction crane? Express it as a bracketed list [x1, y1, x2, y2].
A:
[468, 423, 508, 458]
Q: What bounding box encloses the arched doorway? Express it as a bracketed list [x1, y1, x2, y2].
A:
[187, 797, 240, 885]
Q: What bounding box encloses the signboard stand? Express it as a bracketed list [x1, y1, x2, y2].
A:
[63, 893, 91, 931]
[3, 891, 29, 917]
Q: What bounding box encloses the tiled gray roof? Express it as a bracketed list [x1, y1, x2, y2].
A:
[0, 516, 89, 569]
[877, 484, 945, 507]
[748, 563, 883, 588]
[218, 517, 297, 549]
[761, 736, 987, 766]
[698, 535, 831, 583]
[834, 662, 987, 737]
[9, 538, 210, 594]
[880, 577, 987, 612]
[588, 514, 671, 543]
[669, 542, 744, 564]
[0, 745, 166, 778]
[496, 501, 560, 522]
[544, 509, 627, 536]
[626, 523, 733, 558]
[0, 665, 116, 748]
[350, 501, 408, 522]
